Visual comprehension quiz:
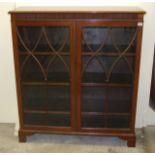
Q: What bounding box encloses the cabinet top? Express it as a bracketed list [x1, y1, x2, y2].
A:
[9, 6, 145, 14]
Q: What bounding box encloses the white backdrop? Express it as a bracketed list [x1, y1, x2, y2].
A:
[0, 2, 155, 134]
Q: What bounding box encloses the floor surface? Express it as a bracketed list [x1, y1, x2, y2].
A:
[0, 124, 154, 153]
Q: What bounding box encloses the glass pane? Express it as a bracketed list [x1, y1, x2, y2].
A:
[47, 86, 70, 112]
[24, 113, 47, 126]
[17, 27, 41, 52]
[82, 115, 105, 128]
[82, 26, 136, 85]
[22, 85, 46, 111]
[24, 113, 71, 127]
[107, 115, 130, 128]
[18, 26, 71, 83]
[47, 114, 70, 127]
[82, 27, 136, 53]
[46, 86, 71, 127]
[20, 55, 48, 81]
[81, 26, 136, 130]
[20, 55, 70, 82]
[17, 26, 70, 53]
[22, 80, 71, 127]
[18, 25, 72, 128]
[47, 56, 70, 82]
[82, 50, 134, 84]
[82, 27, 108, 52]
[82, 87, 106, 112]
[81, 87, 106, 128]
[108, 87, 132, 113]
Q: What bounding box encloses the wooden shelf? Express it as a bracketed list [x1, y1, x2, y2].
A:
[19, 51, 135, 57]
[23, 97, 70, 112]
[82, 52, 135, 57]
[24, 112, 71, 127]
[82, 98, 131, 113]
[21, 72, 70, 83]
[22, 81, 70, 86]
[82, 44, 136, 54]
[24, 109, 70, 115]
[22, 81, 131, 87]
[82, 73, 133, 85]
[20, 52, 70, 56]
[82, 114, 130, 128]
[82, 83, 131, 87]
[82, 112, 130, 116]
[21, 72, 132, 86]
[18, 44, 70, 53]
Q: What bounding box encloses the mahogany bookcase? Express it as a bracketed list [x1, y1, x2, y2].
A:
[9, 7, 145, 147]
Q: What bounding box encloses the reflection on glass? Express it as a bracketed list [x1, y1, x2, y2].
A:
[81, 26, 136, 129]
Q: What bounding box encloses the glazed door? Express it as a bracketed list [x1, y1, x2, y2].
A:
[77, 21, 138, 131]
[16, 22, 75, 131]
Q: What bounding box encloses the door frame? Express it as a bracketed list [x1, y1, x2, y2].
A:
[12, 19, 77, 132]
[76, 20, 141, 133]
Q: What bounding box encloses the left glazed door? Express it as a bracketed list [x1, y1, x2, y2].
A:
[16, 22, 75, 131]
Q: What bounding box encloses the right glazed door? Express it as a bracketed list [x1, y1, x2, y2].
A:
[77, 21, 138, 131]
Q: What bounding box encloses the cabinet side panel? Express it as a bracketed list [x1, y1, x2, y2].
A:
[130, 25, 143, 131]
[11, 14, 24, 129]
